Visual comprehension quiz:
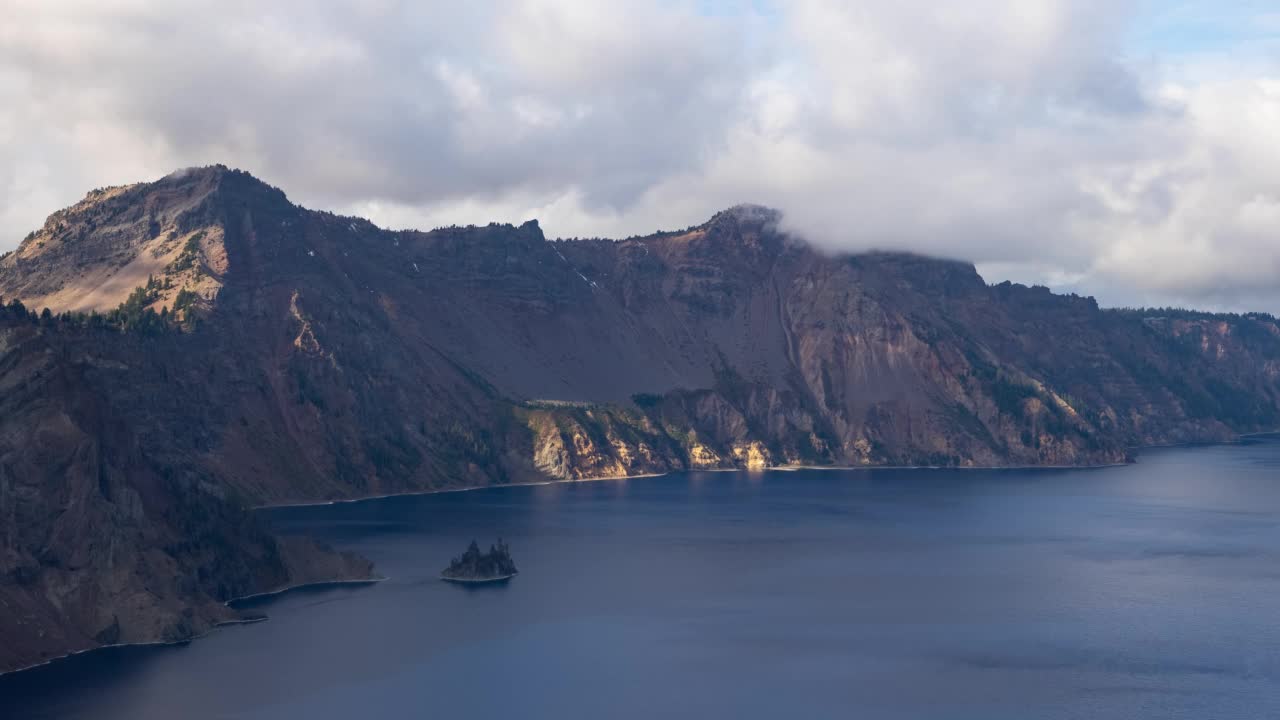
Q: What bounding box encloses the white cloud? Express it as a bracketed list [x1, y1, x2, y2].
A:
[1, 0, 1278, 310]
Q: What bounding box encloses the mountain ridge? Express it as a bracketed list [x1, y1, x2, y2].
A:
[1, 165, 1278, 672]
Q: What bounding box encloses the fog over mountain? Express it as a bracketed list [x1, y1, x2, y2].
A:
[2, 1, 1278, 310]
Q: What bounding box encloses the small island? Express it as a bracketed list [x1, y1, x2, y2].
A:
[440, 539, 519, 583]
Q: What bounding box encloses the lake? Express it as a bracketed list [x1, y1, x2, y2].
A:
[4, 439, 1280, 719]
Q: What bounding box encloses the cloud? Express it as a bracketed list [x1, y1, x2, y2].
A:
[1, 0, 1278, 310]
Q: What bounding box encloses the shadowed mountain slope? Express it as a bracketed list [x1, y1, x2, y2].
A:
[1, 165, 1278, 671]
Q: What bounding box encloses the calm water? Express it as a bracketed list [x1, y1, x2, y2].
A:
[5, 439, 1280, 719]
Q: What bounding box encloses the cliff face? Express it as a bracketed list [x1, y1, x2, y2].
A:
[0, 310, 373, 673]
[1, 166, 1278, 671]
[526, 217, 1280, 474]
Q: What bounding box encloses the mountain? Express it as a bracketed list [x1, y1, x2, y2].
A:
[1, 165, 1278, 672]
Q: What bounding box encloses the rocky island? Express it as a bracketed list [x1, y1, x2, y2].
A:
[441, 540, 519, 583]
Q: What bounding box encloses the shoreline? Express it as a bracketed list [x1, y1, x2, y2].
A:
[8, 432, 1275, 680]
[256, 461, 1132, 511]
[257, 431, 1280, 511]
[0, 576, 387, 679]
[256, 472, 666, 510]
[227, 576, 388, 605]
[440, 573, 517, 584]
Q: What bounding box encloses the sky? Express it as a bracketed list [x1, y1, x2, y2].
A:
[1, 1, 1278, 311]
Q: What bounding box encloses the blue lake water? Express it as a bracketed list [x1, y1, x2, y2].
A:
[4, 439, 1280, 719]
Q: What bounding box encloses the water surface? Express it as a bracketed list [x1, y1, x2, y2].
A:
[5, 439, 1280, 719]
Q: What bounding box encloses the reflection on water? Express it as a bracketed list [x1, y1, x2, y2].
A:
[4, 438, 1280, 719]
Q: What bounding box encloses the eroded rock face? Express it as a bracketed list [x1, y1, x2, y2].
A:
[0, 313, 373, 673]
[0, 170, 228, 316]
[1, 166, 1279, 671]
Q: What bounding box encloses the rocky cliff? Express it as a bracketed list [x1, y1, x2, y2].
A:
[1, 165, 1278, 671]
[0, 307, 373, 673]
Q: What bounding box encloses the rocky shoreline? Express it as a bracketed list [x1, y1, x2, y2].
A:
[7, 434, 1276, 678]
[4, 166, 1280, 677]
[0, 575, 382, 678]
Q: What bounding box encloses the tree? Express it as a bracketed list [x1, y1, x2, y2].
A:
[111, 285, 165, 333]
[173, 288, 200, 325]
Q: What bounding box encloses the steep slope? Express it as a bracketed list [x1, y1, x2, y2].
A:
[546, 212, 1280, 470]
[0, 171, 227, 315]
[4, 166, 1279, 483]
[0, 166, 1278, 672]
[0, 307, 372, 673]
